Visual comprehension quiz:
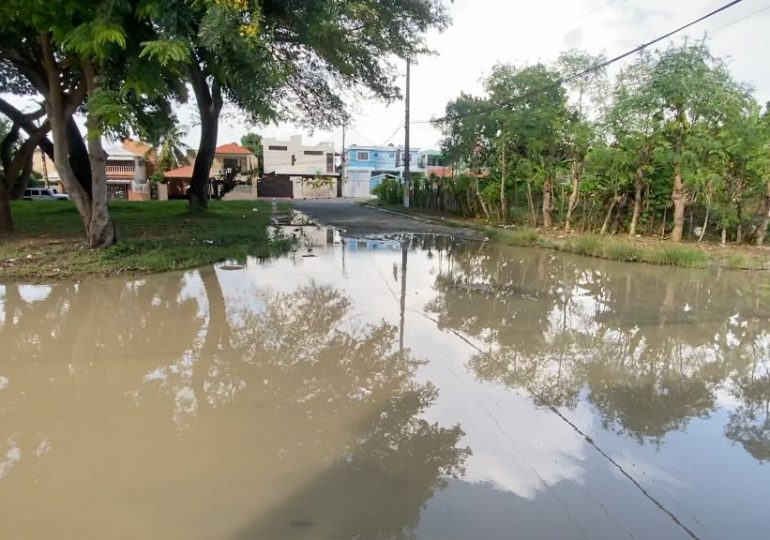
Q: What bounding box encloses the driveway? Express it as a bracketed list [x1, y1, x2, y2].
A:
[291, 199, 481, 237]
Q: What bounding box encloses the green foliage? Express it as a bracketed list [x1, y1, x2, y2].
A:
[373, 176, 404, 205]
[644, 245, 708, 268]
[155, 123, 190, 172]
[240, 132, 263, 175]
[432, 39, 770, 245]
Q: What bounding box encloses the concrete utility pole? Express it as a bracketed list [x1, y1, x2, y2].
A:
[403, 58, 411, 208]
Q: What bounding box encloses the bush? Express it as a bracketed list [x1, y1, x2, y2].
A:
[604, 242, 642, 262]
[501, 228, 539, 247]
[644, 245, 708, 268]
[568, 235, 602, 257]
[373, 176, 403, 205]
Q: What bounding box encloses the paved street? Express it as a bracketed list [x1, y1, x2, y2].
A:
[290, 198, 481, 237]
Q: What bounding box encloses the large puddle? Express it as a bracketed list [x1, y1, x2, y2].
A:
[1, 230, 769, 539]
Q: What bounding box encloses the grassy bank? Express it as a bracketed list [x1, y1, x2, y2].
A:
[368, 202, 770, 271]
[0, 200, 293, 281]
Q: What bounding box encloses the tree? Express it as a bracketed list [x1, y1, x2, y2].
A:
[557, 50, 608, 232]
[0, 0, 183, 246]
[144, 0, 450, 211]
[156, 122, 190, 173]
[240, 132, 263, 176]
[486, 63, 570, 228]
[605, 51, 662, 237]
[646, 42, 743, 242]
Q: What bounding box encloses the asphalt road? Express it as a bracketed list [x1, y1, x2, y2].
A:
[291, 199, 481, 237]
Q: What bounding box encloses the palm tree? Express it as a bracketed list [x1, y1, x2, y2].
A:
[155, 125, 190, 172]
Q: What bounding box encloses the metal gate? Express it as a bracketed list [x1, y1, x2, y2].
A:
[257, 177, 293, 198]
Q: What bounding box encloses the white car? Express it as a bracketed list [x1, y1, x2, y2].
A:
[23, 187, 70, 201]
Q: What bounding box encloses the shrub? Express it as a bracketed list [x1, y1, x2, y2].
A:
[644, 245, 708, 268]
[501, 228, 539, 247]
[604, 241, 642, 262]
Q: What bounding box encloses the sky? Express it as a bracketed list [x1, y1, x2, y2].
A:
[4, 0, 769, 155]
[203, 0, 770, 154]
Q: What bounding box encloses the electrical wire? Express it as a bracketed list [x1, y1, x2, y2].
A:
[412, 0, 746, 125]
[709, 2, 770, 34]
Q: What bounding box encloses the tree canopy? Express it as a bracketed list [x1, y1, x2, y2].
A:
[426, 40, 770, 245]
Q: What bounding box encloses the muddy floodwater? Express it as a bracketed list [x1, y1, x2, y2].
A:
[1, 231, 769, 539]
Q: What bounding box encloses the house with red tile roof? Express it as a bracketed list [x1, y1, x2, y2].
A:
[163, 142, 258, 199]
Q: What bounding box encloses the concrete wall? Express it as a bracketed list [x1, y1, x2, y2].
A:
[292, 176, 336, 199]
[342, 168, 374, 198]
[222, 184, 259, 201]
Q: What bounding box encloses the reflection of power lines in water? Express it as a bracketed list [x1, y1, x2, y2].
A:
[374, 238, 710, 538]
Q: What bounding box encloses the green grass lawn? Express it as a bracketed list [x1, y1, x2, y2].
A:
[0, 200, 293, 281]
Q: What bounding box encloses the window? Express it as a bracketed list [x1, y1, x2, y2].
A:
[304, 150, 323, 156]
[356, 151, 369, 161]
[326, 153, 334, 173]
[268, 145, 288, 151]
[223, 158, 239, 170]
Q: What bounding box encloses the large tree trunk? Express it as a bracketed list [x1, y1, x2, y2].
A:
[629, 171, 644, 237]
[0, 186, 13, 235]
[526, 181, 536, 226]
[85, 129, 117, 247]
[756, 180, 770, 246]
[83, 64, 117, 248]
[670, 160, 687, 242]
[189, 62, 223, 212]
[698, 195, 710, 243]
[475, 177, 490, 219]
[39, 33, 92, 232]
[600, 195, 618, 235]
[564, 161, 580, 232]
[542, 175, 554, 228]
[67, 117, 93, 198]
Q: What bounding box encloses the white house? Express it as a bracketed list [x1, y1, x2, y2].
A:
[260, 135, 339, 199]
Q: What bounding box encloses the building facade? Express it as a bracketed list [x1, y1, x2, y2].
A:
[163, 142, 258, 199]
[341, 144, 420, 198]
[33, 139, 156, 200]
[260, 136, 338, 199]
[263, 135, 335, 176]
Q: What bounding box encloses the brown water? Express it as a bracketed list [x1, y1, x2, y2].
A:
[1, 233, 769, 539]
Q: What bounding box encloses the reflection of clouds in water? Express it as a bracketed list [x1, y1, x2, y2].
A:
[18, 284, 52, 304]
[410, 315, 589, 499]
[0, 435, 21, 480]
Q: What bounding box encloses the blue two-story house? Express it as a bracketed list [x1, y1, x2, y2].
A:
[342, 144, 420, 196]
[344, 144, 419, 173]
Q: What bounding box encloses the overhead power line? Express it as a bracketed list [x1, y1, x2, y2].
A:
[415, 0, 745, 125]
[709, 3, 770, 34]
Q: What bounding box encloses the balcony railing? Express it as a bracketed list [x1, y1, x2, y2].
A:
[106, 165, 135, 174]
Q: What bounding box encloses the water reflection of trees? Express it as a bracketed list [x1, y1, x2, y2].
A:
[0, 270, 468, 538]
[425, 241, 770, 454]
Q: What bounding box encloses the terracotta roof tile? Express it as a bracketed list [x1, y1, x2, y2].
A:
[163, 165, 194, 179]
[215, 142, 252, 155]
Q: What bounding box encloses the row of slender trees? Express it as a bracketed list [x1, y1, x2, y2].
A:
[432, 41, 770, 245]
[0, 0, 449, 246]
